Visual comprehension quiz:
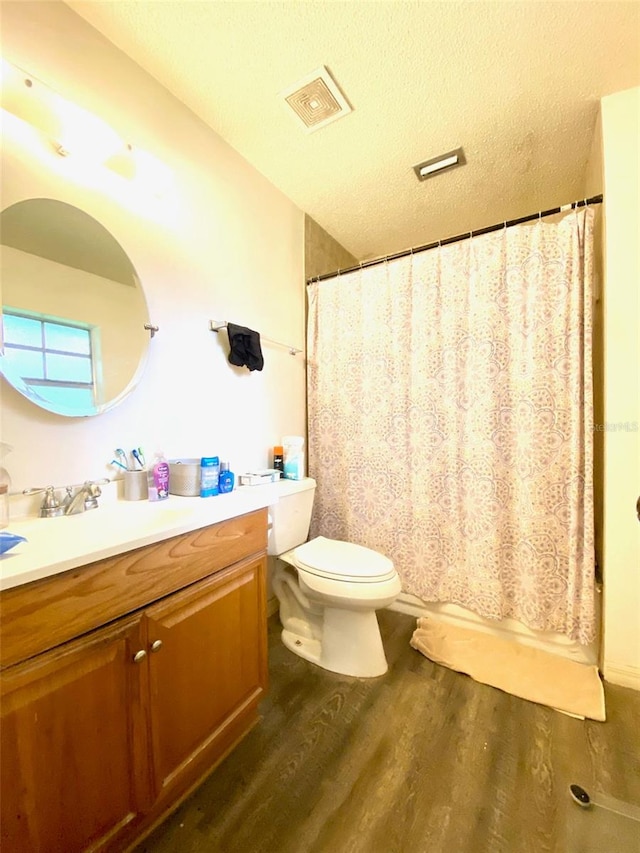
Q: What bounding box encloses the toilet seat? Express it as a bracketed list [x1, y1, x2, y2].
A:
[292, 536, 396, 583]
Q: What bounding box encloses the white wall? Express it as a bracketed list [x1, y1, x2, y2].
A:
[600, 87, 640, 689]
[1, 2, 306, 494]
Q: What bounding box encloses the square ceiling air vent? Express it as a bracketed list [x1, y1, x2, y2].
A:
[281, 66, 352, 133]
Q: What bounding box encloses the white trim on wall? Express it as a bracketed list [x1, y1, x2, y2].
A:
[602, 662, 640, 691]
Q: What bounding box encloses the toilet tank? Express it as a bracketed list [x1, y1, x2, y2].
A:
[268, 477, 316, 555]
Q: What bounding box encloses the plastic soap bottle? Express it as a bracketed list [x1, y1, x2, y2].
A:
[148, 452, 170, 501]
[283, 436, 304, 480]
[272, 445, 284, 475]
[200, 456, 220, 497]
[218, 462, 235, 493]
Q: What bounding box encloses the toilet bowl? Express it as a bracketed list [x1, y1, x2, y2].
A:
[269, 479, 401, 677]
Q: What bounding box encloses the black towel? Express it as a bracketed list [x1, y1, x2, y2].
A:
[226, 323, 264, 372]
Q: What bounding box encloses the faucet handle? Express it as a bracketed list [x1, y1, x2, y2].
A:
[40, 486, 64, 518]
[86, 481, 102, 496]
[83, 480, 103, 511]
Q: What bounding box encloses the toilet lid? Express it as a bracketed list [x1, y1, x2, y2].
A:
[293, 536, 396, 582]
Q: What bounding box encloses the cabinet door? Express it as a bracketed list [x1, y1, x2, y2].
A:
[145, 555, 267, 801]
[0, 615, 150, 853]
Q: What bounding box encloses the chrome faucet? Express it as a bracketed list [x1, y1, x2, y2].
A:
[24, 479, 109, 518]
[63, 481, 103, 515]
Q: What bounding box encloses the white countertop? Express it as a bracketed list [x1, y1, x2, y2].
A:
[0, 483, 281, 591]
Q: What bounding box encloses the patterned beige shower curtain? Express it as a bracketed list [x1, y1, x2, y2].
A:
[307, 208, 596, 643]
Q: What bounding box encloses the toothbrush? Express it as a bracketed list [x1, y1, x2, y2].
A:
[115, 448, 129, 470]
[135, 447, 146, 468]
[110, 458, 128, 471]
[132, 448, 145, 470]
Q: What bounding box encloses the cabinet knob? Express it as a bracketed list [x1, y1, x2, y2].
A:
[150, 639, 163, 653]
[133, 649, 147, 663]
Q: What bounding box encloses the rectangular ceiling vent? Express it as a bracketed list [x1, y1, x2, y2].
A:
[413, 148, 466, 181]
[281, 66, 352, 133]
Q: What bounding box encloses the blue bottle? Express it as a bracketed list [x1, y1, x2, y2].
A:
[218, 462, 235, 493]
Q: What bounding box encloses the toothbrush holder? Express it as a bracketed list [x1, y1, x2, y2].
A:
[123, 470, 148, 501]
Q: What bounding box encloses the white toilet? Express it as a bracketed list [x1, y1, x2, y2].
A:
[269, 477, 401, 677]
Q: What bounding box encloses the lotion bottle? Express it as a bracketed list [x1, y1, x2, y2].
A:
[218, 462, 235, 493]
[148, 452, 170, 501]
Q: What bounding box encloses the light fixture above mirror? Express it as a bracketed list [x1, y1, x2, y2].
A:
[0, 57, 172, 196]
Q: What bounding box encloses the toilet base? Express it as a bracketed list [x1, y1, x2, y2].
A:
[281, 629, 322, 667]
[281, 606, 389, 678]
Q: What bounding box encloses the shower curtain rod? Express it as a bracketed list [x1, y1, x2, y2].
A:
[308, 194, 603, 284]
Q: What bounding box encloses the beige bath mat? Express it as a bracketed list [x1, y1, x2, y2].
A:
[411, 617, 606, 721]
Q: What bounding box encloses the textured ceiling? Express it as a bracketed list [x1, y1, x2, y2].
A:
[66, 1, 640, 261]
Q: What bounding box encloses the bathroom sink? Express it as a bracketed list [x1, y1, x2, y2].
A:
[1, 486, 279, 592]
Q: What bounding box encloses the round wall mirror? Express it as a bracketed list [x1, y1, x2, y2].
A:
[0, 198, 151, 417]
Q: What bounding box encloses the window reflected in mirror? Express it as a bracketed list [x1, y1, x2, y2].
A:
[3, 311, 97, 410]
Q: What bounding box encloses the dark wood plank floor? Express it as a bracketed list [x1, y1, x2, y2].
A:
[135, 610, 640, 853]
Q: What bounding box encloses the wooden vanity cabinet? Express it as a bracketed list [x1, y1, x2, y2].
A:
[1, 615, 149, 853]
[146, 555, 267, 806]
[0, 510, 268, 853]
